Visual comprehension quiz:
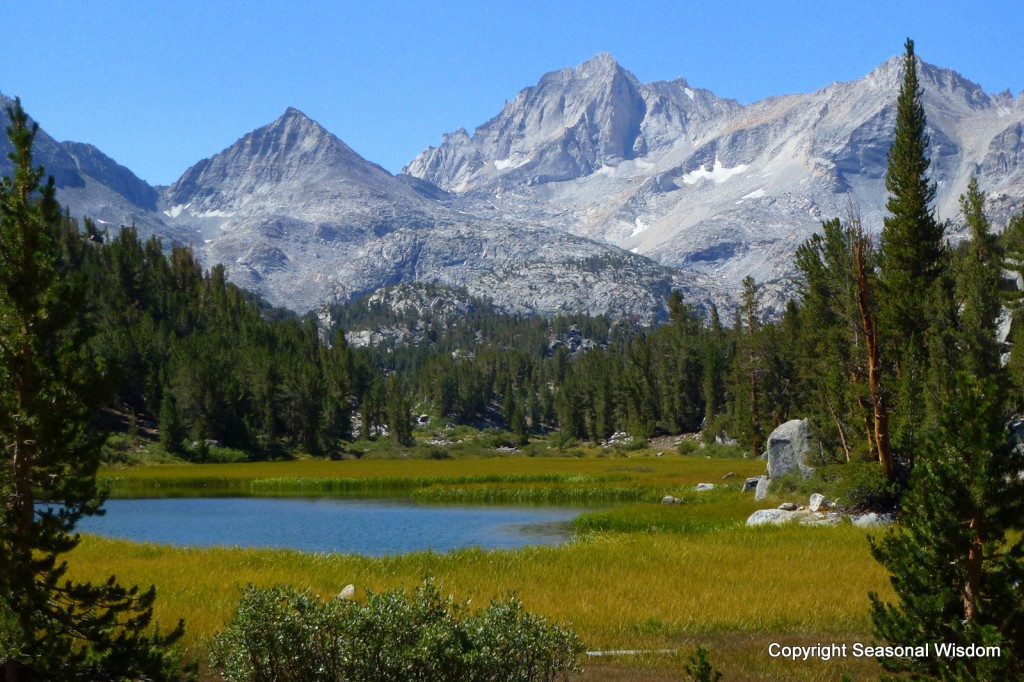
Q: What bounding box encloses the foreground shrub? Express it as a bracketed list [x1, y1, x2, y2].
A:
[211, 579, 583, 682]
[772, 460, 900, 511]
[684, 645, 722, 682]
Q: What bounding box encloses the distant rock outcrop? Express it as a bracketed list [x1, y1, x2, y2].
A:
[158, 107, 701, 317]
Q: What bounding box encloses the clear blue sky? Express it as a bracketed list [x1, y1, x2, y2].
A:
[1, 1, 1020, 186]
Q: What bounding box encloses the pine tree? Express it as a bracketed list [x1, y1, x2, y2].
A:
[869, 375, 1024, 680]
[794, 218, 868, 461]
[956, 178, 1004, 380]
[878, 38, 945, 347]
[0, 100, 184, 679]
[385, 375, 413, 447]
[1002, 212, 1024, 397]
[159, 393, 186, 455]
[700, 305, 726, 437]
[730, 276, 767, 454]
[876, 38, 948, 468]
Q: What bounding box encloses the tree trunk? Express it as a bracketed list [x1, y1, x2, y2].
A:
[964, 512, 983, 622]
[854, 392, 877, 461]
[824, 389, 852, 462]
[855, 230, 893, 479]
[2, 658, 30, 682]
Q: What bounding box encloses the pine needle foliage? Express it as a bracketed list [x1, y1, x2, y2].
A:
[0, 99, 186, 680]
[878, 38, 945, 345]
[868, 375, 1024, 681]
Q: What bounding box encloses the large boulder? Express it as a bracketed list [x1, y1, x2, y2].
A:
[765, 419, 816, 479]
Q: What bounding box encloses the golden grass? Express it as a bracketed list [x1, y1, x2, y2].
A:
[67, 524, 891, 679]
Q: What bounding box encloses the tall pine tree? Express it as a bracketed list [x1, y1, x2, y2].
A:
[876, 38, 948, 466]
[0, 100, 184, 679]
[956, 178, 1004, 381]
[877, 38, 945, 344]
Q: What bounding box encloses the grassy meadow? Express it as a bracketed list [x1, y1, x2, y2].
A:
[77, 451, 893, 680]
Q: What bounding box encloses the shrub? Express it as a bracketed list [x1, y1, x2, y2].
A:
[700, 442, 748, 459]
[676, 439, 700, 456]
[205, 446, 249, 463]
[684, 645, 722, 682]
[770, 460, 900, 511]
[211, 579, 583, 682]
[829, 460, 899, 511]
[481, 429, 518, 450]
[547, 431, 576, 450]
[425, 446, 452, 460]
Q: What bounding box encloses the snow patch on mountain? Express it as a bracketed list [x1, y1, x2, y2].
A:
[681, 157, 751, 185]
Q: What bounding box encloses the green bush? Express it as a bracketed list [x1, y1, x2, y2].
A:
[425, 446, 451, 460]
[547, 431, 576, 450]
[211, 579, 583, 682]
[684, 645, 722, 682]
[771, 460, 900, 511]
[676, 439, 701, 456]
[827, 459, 900, 511]
[204, 446, 249, 463]
[481, 429, 518, 450]
[700, 442, 748, 459]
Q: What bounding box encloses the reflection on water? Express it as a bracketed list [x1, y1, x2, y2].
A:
[78, 497, 580, 556]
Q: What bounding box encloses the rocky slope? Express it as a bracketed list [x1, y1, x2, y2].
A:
[405, 53, 740, 191]
[0, 93, 189, 244]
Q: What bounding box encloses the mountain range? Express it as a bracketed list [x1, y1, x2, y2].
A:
[2, 53, 1023, 320]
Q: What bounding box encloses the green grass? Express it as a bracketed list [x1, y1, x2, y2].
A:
[575, 492, 764, 534]
[410, 484, 655, 503]
[100, 455, 762, 500]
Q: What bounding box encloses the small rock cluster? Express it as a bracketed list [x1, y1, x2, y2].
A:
[744, 493, 895, 528]
[603, 431, 634, 447]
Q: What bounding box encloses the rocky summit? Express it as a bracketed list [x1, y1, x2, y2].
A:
[3, 52, 1023, 319]
[406, 54, 1024, 307]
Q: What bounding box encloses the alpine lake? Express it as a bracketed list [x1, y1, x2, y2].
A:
[78, 495, 581, 555]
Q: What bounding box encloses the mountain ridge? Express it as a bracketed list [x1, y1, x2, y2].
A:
[2, 52, 1023, 320]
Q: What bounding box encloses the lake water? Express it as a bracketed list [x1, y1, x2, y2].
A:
[77, 497, 580, 555]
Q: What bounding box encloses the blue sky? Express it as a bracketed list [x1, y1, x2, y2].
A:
[1, 1, 1020, 186]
